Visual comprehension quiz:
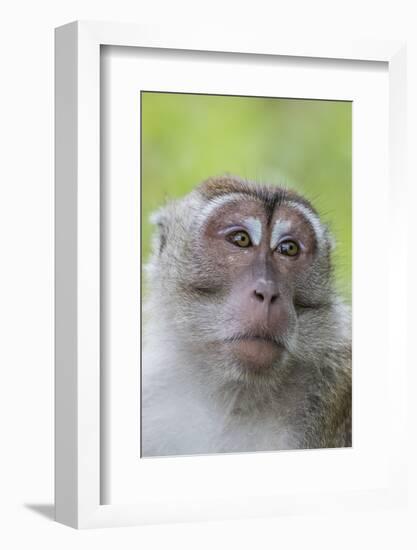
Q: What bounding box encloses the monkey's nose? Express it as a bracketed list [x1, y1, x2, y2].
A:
[253, 282, 279, 305]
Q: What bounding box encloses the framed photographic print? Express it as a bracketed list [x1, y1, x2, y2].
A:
[55, 21, 407, 528]
[140, 91, 353, 459]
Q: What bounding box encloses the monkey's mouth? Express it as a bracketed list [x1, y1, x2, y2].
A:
[223, 334, 285, 369]
[225, 332, 283, 346]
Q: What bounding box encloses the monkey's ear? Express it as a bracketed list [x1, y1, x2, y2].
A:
[149, 208, 168, 254]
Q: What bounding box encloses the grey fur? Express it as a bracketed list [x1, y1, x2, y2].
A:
[142, 176, 352, 457]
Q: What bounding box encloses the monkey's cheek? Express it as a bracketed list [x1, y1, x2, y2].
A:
[228, 340, 285, 370]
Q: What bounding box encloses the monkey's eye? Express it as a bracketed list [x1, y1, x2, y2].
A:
[227, 230, 252, 248]
[277, 240, 300, 257]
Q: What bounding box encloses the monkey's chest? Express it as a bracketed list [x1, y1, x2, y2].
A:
[142, 387, 305, 456]
[217, 403, 304, 452]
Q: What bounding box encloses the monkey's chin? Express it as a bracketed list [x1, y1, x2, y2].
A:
[228, 338, 285, 370]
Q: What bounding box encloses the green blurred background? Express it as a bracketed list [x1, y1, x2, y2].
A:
[141, 92, 351, 302]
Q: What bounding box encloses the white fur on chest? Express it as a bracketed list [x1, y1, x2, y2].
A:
[141, 346, 302, 457]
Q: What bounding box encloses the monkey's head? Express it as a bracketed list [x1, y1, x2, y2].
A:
[145, 176, 338, 383]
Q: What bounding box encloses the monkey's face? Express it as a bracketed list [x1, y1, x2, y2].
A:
[148, 178, 333, 379]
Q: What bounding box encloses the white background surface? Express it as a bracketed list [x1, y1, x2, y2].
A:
[0, 0, 416, 548]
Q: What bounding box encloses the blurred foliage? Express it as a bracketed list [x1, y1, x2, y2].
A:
[141, 92, 351, 302]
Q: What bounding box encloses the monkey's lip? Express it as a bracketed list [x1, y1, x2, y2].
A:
[223, 335, 284, 368]
[224, 334, 282, 346]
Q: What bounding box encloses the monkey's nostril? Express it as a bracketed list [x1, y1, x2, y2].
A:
[254, 290, 265, 302]
[253, 289, 279, 305]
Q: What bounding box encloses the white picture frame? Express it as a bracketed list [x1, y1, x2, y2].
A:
[55, 21, 407, 529]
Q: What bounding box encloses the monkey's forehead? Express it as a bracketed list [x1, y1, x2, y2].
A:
[198, 194, 322, 246]
[198, 194, 318, 242]
[194, 177, 325, 245]
[197, 175, 317, 218]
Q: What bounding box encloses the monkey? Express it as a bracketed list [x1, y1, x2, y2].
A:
[141, 175, 351, 457]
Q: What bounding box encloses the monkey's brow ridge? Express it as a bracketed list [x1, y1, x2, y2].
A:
[198, 176, 317, 219]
